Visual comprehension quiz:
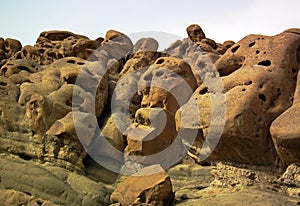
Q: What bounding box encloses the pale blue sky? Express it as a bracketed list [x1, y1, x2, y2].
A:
[1, 0, 299, 46]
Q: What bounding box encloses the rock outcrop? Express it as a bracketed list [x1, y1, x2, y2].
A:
[110, 165, 174, 205]
[177, 28, 300, 166]
[271, 70, 300, 165]
[0, 25, 300, 205]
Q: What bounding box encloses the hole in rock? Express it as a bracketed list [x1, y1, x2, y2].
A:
[18, 66, 31, 72]
[155, 71, 164, 77]
[67, 59, 76, 64]
[292, 68, 297, 73]
[144, 74, 152, 81]
[259, 94, 267, 102]
[258, 60, 271, 66]
[249, 42, 255, 47]
[156, 59, 164, 64]
[64, 75, 77, 84]
[199, 87, 208, 95]
[242, 88, 246, 92]
[24, 191, 32, 196]
[245, 81, 252, 86]
[1, 67, 7, 74]
[77, 62, 85, 65]
[256, 50, 260, 54]
[0, 81, 7, 86]
[231, 45, 240, 53]
[197, 61, 206, 69]
[18, 154, 32, 161]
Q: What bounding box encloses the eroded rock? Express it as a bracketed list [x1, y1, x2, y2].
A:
[110, 165, 174, 205]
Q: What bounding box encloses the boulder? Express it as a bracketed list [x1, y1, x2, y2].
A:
[102, 29, 133, 59]
[270, 70, 300, 165]
[186, 24, 205, 42]
[177, 29, 300, 166]
[110, 164, 174, 205]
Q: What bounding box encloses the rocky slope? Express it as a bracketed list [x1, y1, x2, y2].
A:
[0, 24, 299, 205]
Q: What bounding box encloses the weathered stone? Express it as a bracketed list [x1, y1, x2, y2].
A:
[0, 155, 112, 205]
[125, 108, 177, 157]
[102, 29, 133, 59]
[177, 29, 300, 166]
[4, 38, 22, 58]
[186, 24, 205, 42]
[0, 59, 42, 77]
[270, 71, 300, 165]
[101, 115, 126, 151]
[139, 56, 198, 116]
[72, 38, 101, 60]
[133, 38, 159, 53]
[110, 165, 174, 205]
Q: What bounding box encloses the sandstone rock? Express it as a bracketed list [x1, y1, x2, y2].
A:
[3, 38, 22, 58]
[186, 24, 205, 42]
[0, 155, 112, 205]
[278, 163, 300, 188]
[101, 115, 126, 151]
[166, 38, 221, 86]
[0, 189, 55, 206]
[125, 108, 177, 157]
[110, 164, 174, 205]
[13, 30, 96, 65]
[139, 56, 198, 116]
[72, 38, 101, 60]
[120, 51, 160, 77]
[0, 37, 22, 68]
[177, 29, 300, 166]
[270, 70, 300, 165]
[133, 38, 159, 53]
[216, 40, 235, 54]
[0, 59, 42, 77]
[102, 29, 133, 59]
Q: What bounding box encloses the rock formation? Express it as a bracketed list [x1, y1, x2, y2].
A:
[0, 24, 299, 205]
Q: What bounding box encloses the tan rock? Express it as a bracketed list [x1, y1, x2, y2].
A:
[270, 71, 300, 165]
[102, 29, 133, 59]
[110, 164, 174, 205]
[133, 37, 159, 53]
[0, 59, 42, 77]
[125, 108, 177, 157]
[177, 29, 300, 166]
[139, 56, 197, 116]
[72, 38, 100, 60]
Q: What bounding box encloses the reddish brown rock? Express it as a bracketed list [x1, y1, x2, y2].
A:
[177, 29, 300, 166]
[270, 71, 300, 165]
[125, 108, 177, 157]
[110, 165, 174, 205]
[186, 24, 205, 42]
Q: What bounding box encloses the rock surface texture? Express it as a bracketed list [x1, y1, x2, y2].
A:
[0, 25, 299, 205]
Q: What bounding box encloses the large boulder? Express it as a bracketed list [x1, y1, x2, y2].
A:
[177, 29, 300, 166]
[270, 70, 300, 165]
[110, 164, 174, 205]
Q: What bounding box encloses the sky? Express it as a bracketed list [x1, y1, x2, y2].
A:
[1, 0, 300, 46]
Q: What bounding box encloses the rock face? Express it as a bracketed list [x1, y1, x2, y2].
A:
[12, 30, 101, 65]
[0, 56, 108, 171]
[271, 70, 300, 165]
[177, 28, 300, 166]
[0, 38, 22, 68]
[110, 165, 174, 205]
[1, 25, 300, 205]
